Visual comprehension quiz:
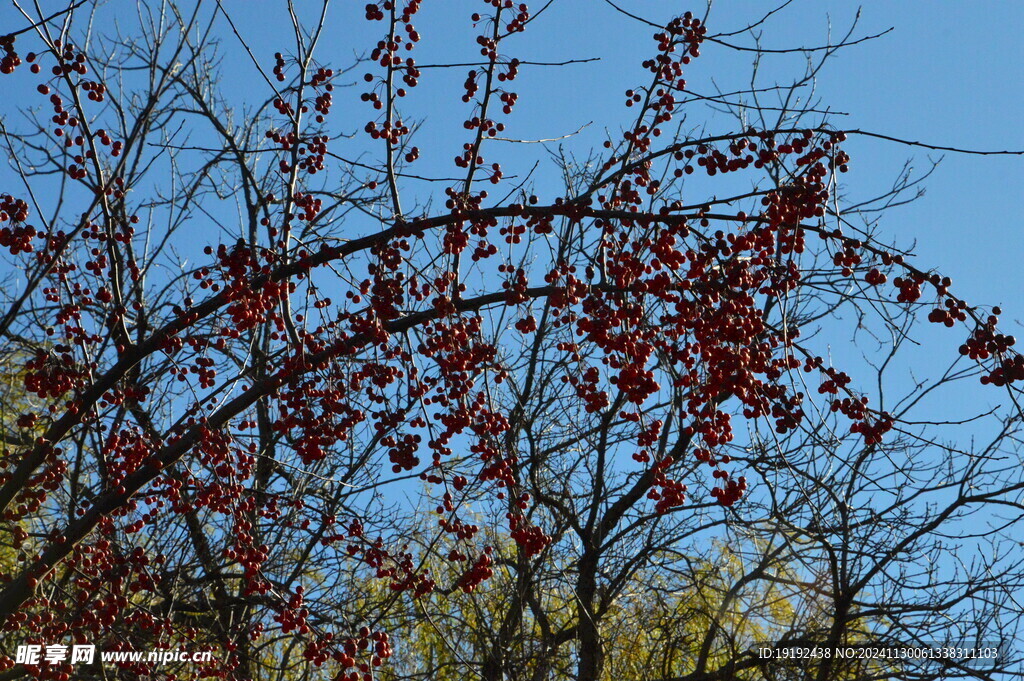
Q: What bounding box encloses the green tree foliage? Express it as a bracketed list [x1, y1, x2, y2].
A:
[370, 520, 904, 681]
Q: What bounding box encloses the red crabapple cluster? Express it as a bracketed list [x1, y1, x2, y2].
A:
[0, 194, 34, 255]
[360, 0, 423, 160]
[300, 627, 394, 676]
[961, 309, 1022, 386]
[0, 34, 21, 73]
[278, 589, 394, 677]
[454, 549, 495, 593]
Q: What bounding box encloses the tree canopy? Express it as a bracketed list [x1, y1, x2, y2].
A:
[0, 2, 1022, 680]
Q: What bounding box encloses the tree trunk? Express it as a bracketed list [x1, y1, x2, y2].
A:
[575, 553, 603, 681]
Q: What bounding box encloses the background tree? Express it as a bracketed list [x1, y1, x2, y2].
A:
[0, 2, 1022, 681]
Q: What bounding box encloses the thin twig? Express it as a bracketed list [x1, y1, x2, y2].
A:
[705, 27, 894, 54]
[4, 0, 90, 38]
[599, 0, 660, 28]
[416, 57, 599, 69]
[490, 121, 592, 144]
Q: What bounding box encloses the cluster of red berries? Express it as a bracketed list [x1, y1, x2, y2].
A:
[503, 3, 531, 33]
[0, 195, 35, 255]
[272, 51, 288, 81]
[291, 192, 323, 221]
[865, 268, 887, 286]
[650, 456, 690, 511]
[927, 300, 967, 327]
[382, 432, 421, 472]
[955, 311, 1024, 386]
[0, 34, 19, 73]
[710, 476, 746, 506]
[817, 368, 852, 395]
[892, 272, 926, 303]
[565, 366, 610, 413]
[455, 549, 494, 593]
[500, 266, 530, 303]
[462, 70, 479, 103]
[51, 40, 89, 76]
[24, 349, 86, 399]
[312, 90, 333, 124]
[509, 513, 551, 556]
[79, 75, 107, 100]
[850, 412, 894, 445]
